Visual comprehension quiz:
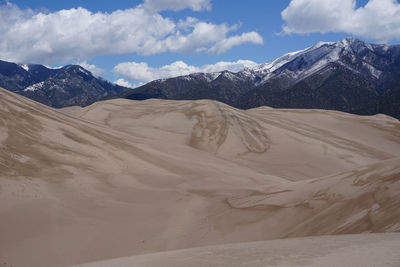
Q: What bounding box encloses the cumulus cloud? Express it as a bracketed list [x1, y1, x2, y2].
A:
[113, 60, 258, 83]
[114, 78, 136, 88]
[281, 0, 400, 42]
[142, 0, 211, 12]
[0, 1, 263, 65]
[209, 32, 264, 54]
[78, 61, 105, 77]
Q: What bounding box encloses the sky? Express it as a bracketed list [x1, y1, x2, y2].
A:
[1, 0, 400, 87]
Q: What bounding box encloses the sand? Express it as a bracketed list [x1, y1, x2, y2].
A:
[1, 88, 399, 267]
[64, 98, 400, 180]
[72, 233, 400, 267]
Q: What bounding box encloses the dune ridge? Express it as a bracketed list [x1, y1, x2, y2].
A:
[0, 87, 399, 267]
[72, 233, 400, 267]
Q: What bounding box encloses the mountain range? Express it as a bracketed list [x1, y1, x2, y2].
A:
[124, 37, 400, 119]
[0, 60, 129, 108]
[1, 37, 400, 267]
[1, 37, 399, 119]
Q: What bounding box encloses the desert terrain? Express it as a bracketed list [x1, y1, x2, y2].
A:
[1, 87, 400, 266]
[73, 233, 400, 267]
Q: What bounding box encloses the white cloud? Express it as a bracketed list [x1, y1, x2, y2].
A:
[113, 60, 258, 83]
[79, 61, 105, 77]
[114, 78, 136, 88]
[209, 32, 264, 54]
[0, 1, 263, 65]
[281, 0, 400, 42]
[142, 0, 211, 12]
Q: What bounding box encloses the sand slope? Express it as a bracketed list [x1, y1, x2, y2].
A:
[1, 88, 400, 267]
[64, 99, 400, 180]
[72, 233, 400, 267]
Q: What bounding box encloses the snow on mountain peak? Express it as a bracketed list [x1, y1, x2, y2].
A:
[250, 40, 344, 77]
[23, 81, 45, 92]
[245, 37, 385, 85]
[342, 37, 356, 46]
[145, 38, 386, 90]
[19, 64, 30, 72]
[336, 37, 377, 54]
[313, 41, 335, 49]
[208, 72, 222, 81]
[252, 46, 310, 75]
[78, 67, 91, 76]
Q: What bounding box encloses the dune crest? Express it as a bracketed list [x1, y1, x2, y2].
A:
[1, 88, 399, 267]
[65, 98, 400, 180]
[72, 233, 400, 267]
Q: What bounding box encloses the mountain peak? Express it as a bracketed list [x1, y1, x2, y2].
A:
[123, 38, 400, 119]
[0, 59, 130, 108]
[311, 37, 366, 50]
[338, 37, 378, 55]
[249, 37, 387, 85]
[312, 41, 335, 49]
[343, 36, 359, 43]
[331, 36, 362, 46]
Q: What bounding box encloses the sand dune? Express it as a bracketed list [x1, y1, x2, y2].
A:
[1, 88, 400, 267]
[72, 233, 400, 267]
[227, 158, 400, 236]
[64, 99, 400, 180]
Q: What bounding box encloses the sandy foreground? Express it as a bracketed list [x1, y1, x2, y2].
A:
[72, 233, 400, 267]
[1, 87, 400, 266]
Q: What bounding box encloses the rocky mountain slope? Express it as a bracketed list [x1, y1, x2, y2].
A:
[0, 60, 129, 108]
[1, 88, 400, 267]
[123, 37, 400, 119]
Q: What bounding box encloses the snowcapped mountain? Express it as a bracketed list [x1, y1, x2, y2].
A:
[248, 37, 389, 85]
[0, 60, 130, 108]
[123, 37, 400, 119]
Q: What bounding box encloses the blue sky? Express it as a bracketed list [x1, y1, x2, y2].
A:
[1, 0, 399, 87]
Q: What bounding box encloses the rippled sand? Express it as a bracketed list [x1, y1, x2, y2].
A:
[1, 88, 399, 266]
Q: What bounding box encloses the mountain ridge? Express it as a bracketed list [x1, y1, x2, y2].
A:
[123, 37, 400, 119]
[0, 60, 130, 108]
